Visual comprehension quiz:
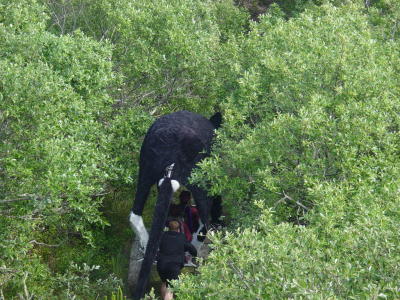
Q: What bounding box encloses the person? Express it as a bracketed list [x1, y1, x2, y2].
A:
[176, 191, 200, 233]
[179, 191, 200, 234]
[168, 204, 192, 242]
[157, 220, 197, 300]
[168, 191, 200, 241]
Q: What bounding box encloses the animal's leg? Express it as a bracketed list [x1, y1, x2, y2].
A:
[133, 176, 177, 300]
[210, 195, 223, 226]
[189, 185, 212, 242]
[130, 176, 153, 250]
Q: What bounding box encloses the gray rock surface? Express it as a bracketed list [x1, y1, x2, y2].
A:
[127, 236, 144, 292]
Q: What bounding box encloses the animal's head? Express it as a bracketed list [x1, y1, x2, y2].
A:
[209, 112, 222, 129]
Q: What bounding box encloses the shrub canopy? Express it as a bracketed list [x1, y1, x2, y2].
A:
[2, 0, 400, 298]
[178, 2, 400, 299]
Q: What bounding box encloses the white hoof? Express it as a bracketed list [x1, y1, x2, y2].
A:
[129, 212, 149, 251]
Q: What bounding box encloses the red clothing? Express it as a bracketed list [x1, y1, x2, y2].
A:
[181, 221, 192, 242]
[187, 206, 200, 233]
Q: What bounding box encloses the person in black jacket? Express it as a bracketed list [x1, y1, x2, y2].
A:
[157, 220, 197, 300]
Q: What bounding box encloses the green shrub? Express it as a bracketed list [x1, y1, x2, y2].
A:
[0, 1, 118, 297]
[181, 2, 400, 298]
[44, 0, 249, 116]
[3, 0, 400, 298]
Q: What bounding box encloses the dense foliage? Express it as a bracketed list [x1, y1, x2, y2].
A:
[179, 1, 400, 299]
[1, 0, 400, 299]
[0, 0, 119, 297]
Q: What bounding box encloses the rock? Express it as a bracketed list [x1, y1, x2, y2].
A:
[127, 236, 144, 293]
[197, 236, 211, 259]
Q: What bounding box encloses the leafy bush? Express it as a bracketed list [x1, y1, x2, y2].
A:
[180, 2, 400, 298]
[55, 263, 121, 299]
[44, 0, 249, 116]
[1, 0, 248, 298]
[42, 0, 250, 185]
[2, 0, 400, 298]
[177, 205, 400, 299]
[0, 1, 118, 297]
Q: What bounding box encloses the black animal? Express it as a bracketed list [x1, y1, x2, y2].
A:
[130, 110, 222, 300]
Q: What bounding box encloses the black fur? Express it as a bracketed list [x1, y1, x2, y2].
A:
[131, 110, 221, 299]
[132, 110, 219, 216]
[133, 178, 173, 300]
[209, 112, 222, 129]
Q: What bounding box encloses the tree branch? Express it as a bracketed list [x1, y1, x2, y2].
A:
[29, 240, 61, 248]
[18, 272, 33, 300]
[283, 191, 310, 211]
[275, 191, 310, 211]
[227, 260, 261, 300]
[0, 194, 36, 204]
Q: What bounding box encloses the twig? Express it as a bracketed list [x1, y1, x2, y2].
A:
[275, 191, 310, 211]
[391, 20, 399, 41]
[0, 198, 31, 204]
[283, 191, 310, 211]
[91, 191, 111, 198]
[227, 260, 252, 289]
[227, 260, 261, 300]
[0, 193, 39, 204]
[0, 267, 19, 274]
[1, 190, 108, 204]
[18, 272, 33, 300]
[29, 240, 61, 248]
[273, 196, 286, 208]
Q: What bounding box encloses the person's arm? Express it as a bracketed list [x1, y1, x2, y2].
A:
[184, 240, 197, 257]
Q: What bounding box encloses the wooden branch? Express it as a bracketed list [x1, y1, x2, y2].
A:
[29, 240, 61, 248]
[0, 195, 34, 204]
[227, 260, 252, 290]
[91, 191, 111, 198]
[0, 266, 19, 274]
[391, 20, 399, 41]
[18, 272, 33, 300]
[1, 189, 109, 205]
[275, 191, 310, 211]
[227, 260, 261, 300]
[273, 196, 286, 208]
[283, 191, 310, 211]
